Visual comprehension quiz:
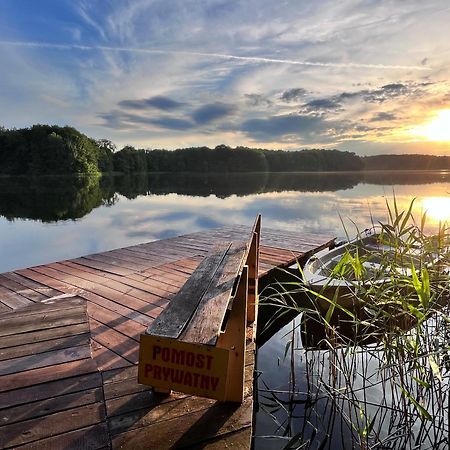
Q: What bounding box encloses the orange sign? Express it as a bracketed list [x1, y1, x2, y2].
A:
[138, 335, 229, 400]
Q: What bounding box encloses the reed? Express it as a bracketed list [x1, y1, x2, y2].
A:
[260, 198, 450, 449]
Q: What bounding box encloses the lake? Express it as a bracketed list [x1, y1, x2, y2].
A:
[1, 171, 450, 274]
[1, 171, 450, 449]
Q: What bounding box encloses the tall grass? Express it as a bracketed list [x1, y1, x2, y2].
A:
[260, 199, 450, 449]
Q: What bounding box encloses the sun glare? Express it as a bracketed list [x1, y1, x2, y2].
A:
[412, 109, 450, 142]
[421, 197, 450, 223]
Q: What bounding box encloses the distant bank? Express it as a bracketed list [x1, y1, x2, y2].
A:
[1, 124, 450, 175]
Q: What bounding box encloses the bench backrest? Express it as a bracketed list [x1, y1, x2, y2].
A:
[147, 240, 248, 346]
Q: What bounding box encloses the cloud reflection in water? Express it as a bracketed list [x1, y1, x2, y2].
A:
[0, 172, 449, 273]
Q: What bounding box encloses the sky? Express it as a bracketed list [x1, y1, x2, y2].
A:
[1, 0, 450, 155]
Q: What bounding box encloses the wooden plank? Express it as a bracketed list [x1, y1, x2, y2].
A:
[0, 333, 90, 361]
[192, 428, 251, 449]
[0, 274, 49, 303]
[0, 305, 87, 337]
[81, 252, 149, 272]
[17, 268, 161, 322]
[0, 296, 85, 321]
[147, 243, 233, 339]
[125, 273, 180, 296]
[90, 340, 132, 372]
[0, 372, 102, 409]
[0, 345, 92, 376]
[89, 318, 139, 364]
[102, 365, 138, 385]
[182, 243, 247, 345]
[0, 302, 12, 314]
[87, 303, 147, 340]
[30, 265, 166, 310]
[0, 358, 98, 393]
[12, 423, 109, 450]
[1, 272, 62, 298]
[155, 261, 198, 277]
[133, 241, 207, 258]
[0, 322, 90, 350]
[108, 394, 208, 436]
[113, 247, 168, 265]
[72, 257, 134, 276]
[141, 266, 190, 284]
[111, 396, 252, 450]
[103, 375, 153, 401]
[1, 387, 103, 425]
[106, 389, 188, 420]
[128, 274, 184, 292]
[100, 248, 165, 267]
[0, 402, 106, 448]
[0, 285, 34, 309]
[61, 261, 173, 304]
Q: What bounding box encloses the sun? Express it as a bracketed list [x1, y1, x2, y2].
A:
[411, 109, 450, 142]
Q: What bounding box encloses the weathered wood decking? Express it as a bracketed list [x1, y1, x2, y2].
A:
[0, 225, 334, 449]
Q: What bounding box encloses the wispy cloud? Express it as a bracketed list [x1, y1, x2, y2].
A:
[0, 40, 432, 71]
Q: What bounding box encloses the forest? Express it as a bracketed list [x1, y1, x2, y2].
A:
[0, 125, 113, 175]
[1, 124, 450, 175]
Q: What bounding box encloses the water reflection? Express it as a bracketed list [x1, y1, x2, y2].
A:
[1, 171, 450, 223]
[0, 176, 115, 222]
[0, 171, 450, 273]
[421, 196, 450, 223]
[255, 316, 355, 450]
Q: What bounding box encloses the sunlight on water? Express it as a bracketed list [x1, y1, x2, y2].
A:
[421, 196, 450, 224]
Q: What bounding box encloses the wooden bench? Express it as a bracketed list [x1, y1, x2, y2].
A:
[138, 215, 261, 403]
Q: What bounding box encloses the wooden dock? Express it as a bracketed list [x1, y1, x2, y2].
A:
[0, 225, 334, 449]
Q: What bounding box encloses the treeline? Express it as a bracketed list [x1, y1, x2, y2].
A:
[0, 125, 362, 174]
[113, 145, 363, 173]
[362, 154, 450, 171]
[1, 124, 450, 175]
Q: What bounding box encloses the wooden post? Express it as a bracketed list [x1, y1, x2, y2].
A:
[246, 214, 261, 324]
[217, 265, 248, 403]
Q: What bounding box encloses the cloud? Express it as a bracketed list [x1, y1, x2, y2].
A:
[369, 112, 397, 122]
[118, 95, 185, 111]
[148, 116, 195, 130]
[99, 100, 235, 131]
[296, 81, 434, 120]
[245, 94, 272, 108]
[192, 102, 235, 125]
[300, 98, 343, 114]
[338, 81, 433, 104]
[98, 110, 194, 130]
[360, 83, 409, 103]
[241, 114, 330, 142]
[281, 88, 308, 102]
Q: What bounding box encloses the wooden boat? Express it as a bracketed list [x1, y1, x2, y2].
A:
[300, 228, 450, 347]
[302, 227, 445, 312]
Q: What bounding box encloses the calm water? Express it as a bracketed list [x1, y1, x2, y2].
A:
[1, 171, 450, 449]
[1, 171, 450, 274]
